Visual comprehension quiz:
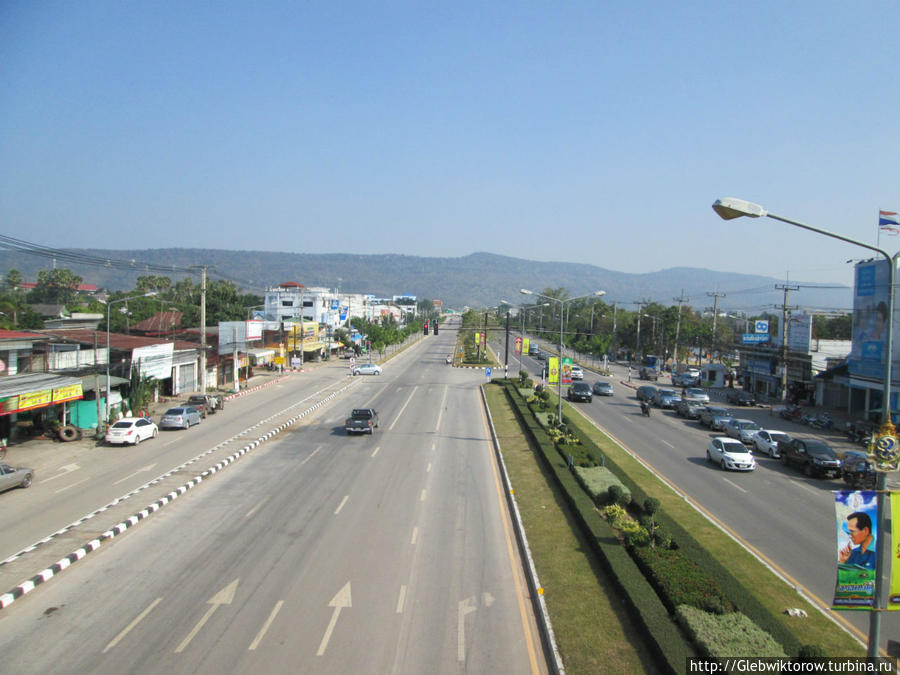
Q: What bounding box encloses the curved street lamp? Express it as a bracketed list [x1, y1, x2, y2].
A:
[713, 197, 893, 656]
[105, 291, 157, 431]
[521, 289, 606, 426]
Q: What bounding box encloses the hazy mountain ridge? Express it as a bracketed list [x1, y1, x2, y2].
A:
[0, 248, 851, 312]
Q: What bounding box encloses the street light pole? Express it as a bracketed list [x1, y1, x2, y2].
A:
[521, 289, 605, 428]
[713, 197, 894, 656]
[105, 291, 156, 430]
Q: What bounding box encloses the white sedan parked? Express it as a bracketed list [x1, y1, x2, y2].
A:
[353, 363, 383, 376]
[752, 430, 792, 458]
[105, 417, 159, 445]
[707, 437, 757, 471]
[682, 387, 709, 403]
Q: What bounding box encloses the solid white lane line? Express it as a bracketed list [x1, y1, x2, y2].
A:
[334, 495, 349, 515]
[410, 527, 418, 545]
[103, 597, 162, 653]
[248, 600, 283, 651]
[396, 585, 407, 614]
[661, 440, 675, 448]
[371, 446, 380, 458]
[435, 385, 449, 432]
[389, 387, 418, 431]
[722, 477, 747, 493]
[245, 497, 268, 519]
[420, 489, 426, 502]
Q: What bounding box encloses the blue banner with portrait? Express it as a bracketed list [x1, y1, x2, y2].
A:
[832, 491, 878, 610]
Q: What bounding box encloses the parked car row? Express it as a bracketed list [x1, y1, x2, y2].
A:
[634, 383, 852, 481]
[103, 399, 220, 447]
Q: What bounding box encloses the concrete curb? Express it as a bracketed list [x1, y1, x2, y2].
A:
[0, 378, 358, 611]
[480, 385, 564, 675]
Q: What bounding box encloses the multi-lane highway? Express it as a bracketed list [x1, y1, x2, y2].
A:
[505, 335, 898, 653]
[0, 324, 547, 674]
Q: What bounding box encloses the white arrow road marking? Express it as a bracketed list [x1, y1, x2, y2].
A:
[457, 596, 477, 662]
[54, 477, 90, 494]
[317, 582, 352, 656]
[248, 600, 283, 651]
[42, 463, 80, 483]
[482, 592, 495, 608]
[175, 579, 239, 653]
[103, 597, 162, 653]
[113, 463, 158, 486]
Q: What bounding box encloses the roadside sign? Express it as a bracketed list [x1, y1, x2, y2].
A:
[485, 367, 492, 378]
[755, 320, 769, 334]
[742, 333, 770, 344]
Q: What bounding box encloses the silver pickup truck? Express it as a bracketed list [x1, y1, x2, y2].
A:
[345, 408, 379, 435]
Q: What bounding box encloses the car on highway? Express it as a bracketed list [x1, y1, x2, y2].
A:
[699, 406, 734, 431]
[639, 366, 658, 381]
[682, 387, 709, 403]
[636, 385, 657, 402]
[567, 382, 593, 402]
[752, 430, 791, 458]
[160, 406, 202, 430]
[673, 372, 700, 387]
[0, 463, 34, 492]
[673, 398, 705, 419]
[353, 363, 383, 376]
[652, 388, 680, 409]
[570, 365, 584, 380]
[726, 390, 757, 406]
[778, 437, 841, 478]
[104, 417, 159, 446]
[706, 437, 757, 471]
[723, 418, 762, 444]
[592, 381, 614, 396]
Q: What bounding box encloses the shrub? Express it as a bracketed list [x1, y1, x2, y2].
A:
[798, 645, 828, 658]
[675, 605, 787, 658]
[602, 503, 626, 527]
[632, 546, 735, 615]
[608, 484, 624, 504]
[621, 521, 651, 548]
[643, 497, 661, 517]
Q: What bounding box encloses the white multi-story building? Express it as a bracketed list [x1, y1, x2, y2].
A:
[263, 284, 409, 331]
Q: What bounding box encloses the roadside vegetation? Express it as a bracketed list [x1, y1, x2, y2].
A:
[483, 381, 864, 672]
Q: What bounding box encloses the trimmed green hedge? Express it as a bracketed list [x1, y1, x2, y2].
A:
[505, 384, 694, 673]
[560, 401, 804, 656]
[676, 605, 788, 658]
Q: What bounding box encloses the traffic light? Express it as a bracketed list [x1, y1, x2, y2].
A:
[423, 321, 429, 335]
[433, 322, 438, 335]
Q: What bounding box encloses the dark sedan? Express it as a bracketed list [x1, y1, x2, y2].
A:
[567, 382, 593, 402]
[726, 390, 757, 406]
[636, 386, 657, 402]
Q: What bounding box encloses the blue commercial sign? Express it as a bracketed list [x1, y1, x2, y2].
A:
[755, 320, 769, 334]
[742, 333, 770, 344]
[485, 367, 492, 378]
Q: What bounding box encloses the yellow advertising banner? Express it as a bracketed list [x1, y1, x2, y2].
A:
[523, 338, 530, 355]
[52, 383, 84, 404]
[474, 332, 480, 345]
[17, 389, 52, 411]
[0, 397, 19, 415]
[548, 357, 559, 384]
[890, 493, 900, 610]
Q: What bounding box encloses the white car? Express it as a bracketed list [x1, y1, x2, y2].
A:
[105, 417, 159, 445]
[353, 363, 383, 376]
[752, 430, 791, 458]
[682, 387, 709, 403]
[723, 418, 762, 444]
[707, 437, 756, 471]
[570, 365, 584, 380]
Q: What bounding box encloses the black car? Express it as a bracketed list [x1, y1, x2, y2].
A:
[567, 382, 593, 402]
[777, 437, 841, 478]
[636, 385, 657, 402]
[726, 390, 756, 406]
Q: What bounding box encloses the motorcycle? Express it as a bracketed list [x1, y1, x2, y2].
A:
[841, 452, 877, 490]
[780, 404, 803, 421]
[640, 401, 651, 417]
[446, 355, 452, 364]
[810, 413, 833, 430]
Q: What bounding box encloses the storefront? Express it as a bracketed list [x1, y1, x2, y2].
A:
[0, 373, 84, 441]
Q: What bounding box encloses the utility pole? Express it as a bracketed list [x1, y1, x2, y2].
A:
[707, 291, 726, 365]
[504, 311, 510, 369]
[775, 284, 800, 401]
[199, 266, 208, 392]
[673, 291, 687, 367]
[633, 300, 649, 362]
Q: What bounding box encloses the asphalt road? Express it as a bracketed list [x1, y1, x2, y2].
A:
[504, 335, 898, 654]
[0, 324, 547, 674]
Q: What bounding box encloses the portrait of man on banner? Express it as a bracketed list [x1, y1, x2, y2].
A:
[832, 491, 878, 610]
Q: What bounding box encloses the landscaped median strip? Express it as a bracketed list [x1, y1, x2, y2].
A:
[480, 385, 565, 675]
[0, 378, 359, 611]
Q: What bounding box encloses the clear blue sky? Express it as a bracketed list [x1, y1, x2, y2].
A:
[2, 1, 898, 286]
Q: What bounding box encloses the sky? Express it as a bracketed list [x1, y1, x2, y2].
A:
[2, 1, 899, 287]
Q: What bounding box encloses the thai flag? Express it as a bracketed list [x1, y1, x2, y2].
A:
[879, 210, 900, 234]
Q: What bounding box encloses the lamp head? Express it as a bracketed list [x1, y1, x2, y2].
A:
[520, 289, 533, 295]
[712, 197, 767, 220]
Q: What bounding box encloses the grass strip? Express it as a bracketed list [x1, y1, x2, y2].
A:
[484, 384, 657, 674]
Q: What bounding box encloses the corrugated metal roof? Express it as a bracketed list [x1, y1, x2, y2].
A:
[33, 328, 200, 352]
[0, 372, 83, 397]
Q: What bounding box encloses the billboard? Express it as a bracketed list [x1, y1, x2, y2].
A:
[848, 260, 894, 380]
[132, 343, 174, 380]
[787, 312, 812, 352]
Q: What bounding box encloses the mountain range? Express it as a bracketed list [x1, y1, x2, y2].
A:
[0, 248, 852, 314]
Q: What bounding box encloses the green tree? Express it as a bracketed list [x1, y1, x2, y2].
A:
[28, 268, 83, 304]
[4, 269, 23, 292]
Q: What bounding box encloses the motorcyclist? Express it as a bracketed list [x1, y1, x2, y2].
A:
[640, 400, 650, 416]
